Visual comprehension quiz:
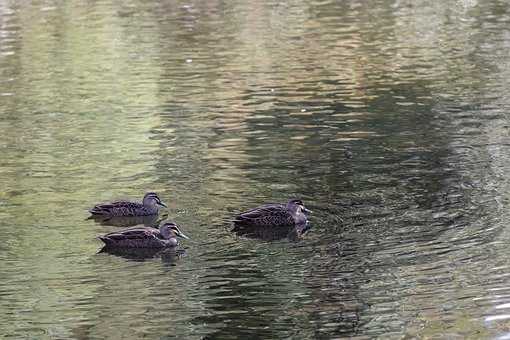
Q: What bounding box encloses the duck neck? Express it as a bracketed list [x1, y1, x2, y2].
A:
[164, 238, 178, 247]
[160, 227, 178, 246]
[287, 203, 306, 224]
[286, 202, 300, 215]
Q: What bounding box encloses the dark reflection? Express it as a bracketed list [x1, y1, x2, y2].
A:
[98, 246, 186, 264]
[192, 245, 364, 339]
[301, 238, 370, 338]
[232, 222, 311, 241]
[191, 255, 289, 339]
[87, 213, 166, 228]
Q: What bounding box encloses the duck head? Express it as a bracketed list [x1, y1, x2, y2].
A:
[160, 222, 190, 240]
[143, 192, 167, 208]
[287, 199, 312, 215]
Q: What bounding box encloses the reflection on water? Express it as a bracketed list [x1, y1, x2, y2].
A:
[1, 0, 510, 338]
[87, 214, 165, 228]
[98, 246, 186, 264]
[232, 222, 311, 242]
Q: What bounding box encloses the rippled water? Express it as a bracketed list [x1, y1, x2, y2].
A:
[2, 0, 510, 338]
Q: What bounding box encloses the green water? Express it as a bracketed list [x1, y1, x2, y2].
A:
[2, 0, 510, 338]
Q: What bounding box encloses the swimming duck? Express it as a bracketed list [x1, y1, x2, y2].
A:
[98, 222, 189, 248]
[89, 192, 167, 217]
[233, 199, 311, 228]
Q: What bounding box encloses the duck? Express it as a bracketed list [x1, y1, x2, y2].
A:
[233, 199, 312, 229]
[98, 222, 189, 248]
[89, 192, 167, 217]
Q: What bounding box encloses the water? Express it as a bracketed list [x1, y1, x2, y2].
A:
[1, 0, 510, 338]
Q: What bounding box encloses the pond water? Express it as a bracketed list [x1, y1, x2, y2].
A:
[2, 0, 510, 338]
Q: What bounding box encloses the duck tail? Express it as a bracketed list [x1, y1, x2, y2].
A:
[89, 206, 106, 215]
[98, 236, 112, 246]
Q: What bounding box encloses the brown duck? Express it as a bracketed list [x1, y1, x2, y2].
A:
[98, 222, 189, 248]
[233, 199, 311, 228]
[89, 192, 167, 217]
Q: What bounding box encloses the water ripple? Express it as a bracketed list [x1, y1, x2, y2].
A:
[1, 0, 510, 339]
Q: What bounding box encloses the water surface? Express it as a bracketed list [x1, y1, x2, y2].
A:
[2, 0, 510, 338]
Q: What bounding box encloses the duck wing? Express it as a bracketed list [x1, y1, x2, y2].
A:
[234, 204, 294, 228]
[234, 203, 284, 218]
[104, 227, 159, 239]
[99, 227, 162, 248]
[89, 201, 145, 216]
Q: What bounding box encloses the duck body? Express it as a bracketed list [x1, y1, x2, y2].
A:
[99, 227, 175, 248]
[89, 192, 167, 217]
[233, 199, 311, 229]
[98, 222, 188, 248]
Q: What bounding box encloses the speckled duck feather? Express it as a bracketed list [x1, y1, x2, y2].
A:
[89, 192, 165, 217]
[98, 227, 177, 248]
[233, 200, 309, 228]
[90, 201, 157, 217]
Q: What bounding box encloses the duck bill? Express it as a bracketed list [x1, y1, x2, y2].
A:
[158, 201, 168, 208]
[303, 208, 312, 214]
[176, 231, 190, 240]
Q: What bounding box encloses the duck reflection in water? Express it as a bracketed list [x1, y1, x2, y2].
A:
[232, 221, 311, 241]
[98, 246, 186, 264]
[87, 213, 166, 228]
